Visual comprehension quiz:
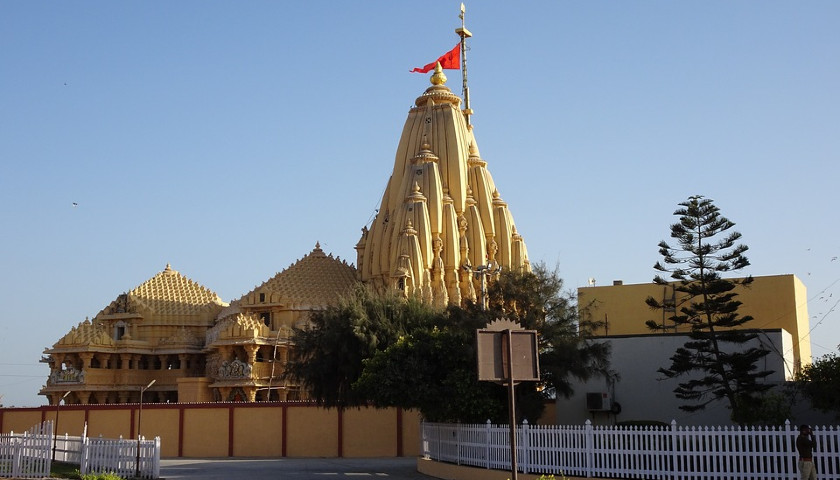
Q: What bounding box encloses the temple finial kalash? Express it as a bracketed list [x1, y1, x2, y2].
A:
[354, 4, 530, 307]
[430, 62, 447, 85]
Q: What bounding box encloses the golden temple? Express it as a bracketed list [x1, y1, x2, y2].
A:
[41, 58, 532, 405]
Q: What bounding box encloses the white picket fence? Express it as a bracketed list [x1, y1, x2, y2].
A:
[1, 421, 160, 479]
[82, 435, 160, 479]
[56, 432, 160, 479]
[422, 420, 840, 480]
[0, 421, 53, 479]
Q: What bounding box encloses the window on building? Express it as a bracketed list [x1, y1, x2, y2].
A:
[259, 292, 266, 303]
[260, 311, 271, 327]
[114, 322, 126, 341]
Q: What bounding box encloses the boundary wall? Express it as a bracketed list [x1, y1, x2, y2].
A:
[0, 402, 419, 458]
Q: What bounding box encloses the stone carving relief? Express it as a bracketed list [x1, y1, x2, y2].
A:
[49, 366, 85, 385]
[217, 359, 252, 379]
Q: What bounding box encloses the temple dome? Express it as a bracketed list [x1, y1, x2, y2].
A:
[95, 263, 228, 323]
[240, 243, 359, 309]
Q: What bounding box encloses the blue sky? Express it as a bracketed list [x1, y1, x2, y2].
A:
[1, 2, 838, 408]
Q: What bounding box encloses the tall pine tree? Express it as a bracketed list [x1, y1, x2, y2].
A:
[646, 195, 772, 424]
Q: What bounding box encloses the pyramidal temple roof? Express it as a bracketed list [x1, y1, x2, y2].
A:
[96, 264, 228, 318]
[355, 64, 530, 306]
[244, 243, 358, 308]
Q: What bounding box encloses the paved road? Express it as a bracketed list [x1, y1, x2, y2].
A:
[160, 457, 435, 480]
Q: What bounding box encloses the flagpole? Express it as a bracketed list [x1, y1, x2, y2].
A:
[456, 3, 473, 127]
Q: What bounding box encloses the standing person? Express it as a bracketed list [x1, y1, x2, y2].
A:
[797, 424, 817, 480]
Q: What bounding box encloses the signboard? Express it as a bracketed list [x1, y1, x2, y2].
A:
[476, 329, 539, 383]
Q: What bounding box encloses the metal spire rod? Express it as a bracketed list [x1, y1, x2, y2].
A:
[456, 3, 473, 126]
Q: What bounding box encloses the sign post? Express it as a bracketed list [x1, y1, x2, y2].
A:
[476, 319, 539, 480]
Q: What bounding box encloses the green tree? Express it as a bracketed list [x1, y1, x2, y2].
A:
[355, 326, 505, 422]
[282, 284, 441, 407]
[485, 264, 614, 400]
[356, 264, 614, 423]
[646, 195, 772, 424]
[797, 349, 840, 418]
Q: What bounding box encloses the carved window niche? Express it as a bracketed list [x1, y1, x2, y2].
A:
[114, 321, 127, 341]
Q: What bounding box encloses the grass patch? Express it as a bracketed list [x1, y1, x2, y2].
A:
[50, 461, 128, 479]
[50, 461, 81, 478]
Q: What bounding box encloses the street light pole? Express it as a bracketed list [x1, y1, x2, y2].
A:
[52, 391, 71, 462]
[135, 379, 155, 478]
[473, 261, 501, 311]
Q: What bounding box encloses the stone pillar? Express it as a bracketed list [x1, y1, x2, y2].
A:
[158, 355, 169, 370]
[78, 352, 94, 369]
[94, 391, 109, 404]
[244, 345, 259, 364]
[51, 353, 65, 372]
[77, 391, 92, 405]
[95, 353, 111, 369]
[179, 354, 189, 371]
[246, 388, 257, 402]
[118, 391, 130, 404]
[120, 354, 132, 370]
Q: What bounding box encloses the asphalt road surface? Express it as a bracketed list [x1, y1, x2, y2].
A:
[160, 457, 435, 480]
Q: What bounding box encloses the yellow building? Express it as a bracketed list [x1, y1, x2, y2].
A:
[577, 274, 811, 373]
[41, 64, 531, 405]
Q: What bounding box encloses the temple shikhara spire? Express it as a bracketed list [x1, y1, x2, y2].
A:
[356, 11, 531, 306]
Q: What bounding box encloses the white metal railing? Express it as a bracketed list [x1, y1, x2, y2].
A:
[0, 421, 53, 479]
[421, 420, 840, 480]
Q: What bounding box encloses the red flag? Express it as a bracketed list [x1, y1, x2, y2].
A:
[410, 44, 460, 73]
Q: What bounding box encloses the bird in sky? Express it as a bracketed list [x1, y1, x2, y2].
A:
[72, 202, 78, 207]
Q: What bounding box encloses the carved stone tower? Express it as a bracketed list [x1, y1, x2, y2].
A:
[356, 64, 530, 307]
